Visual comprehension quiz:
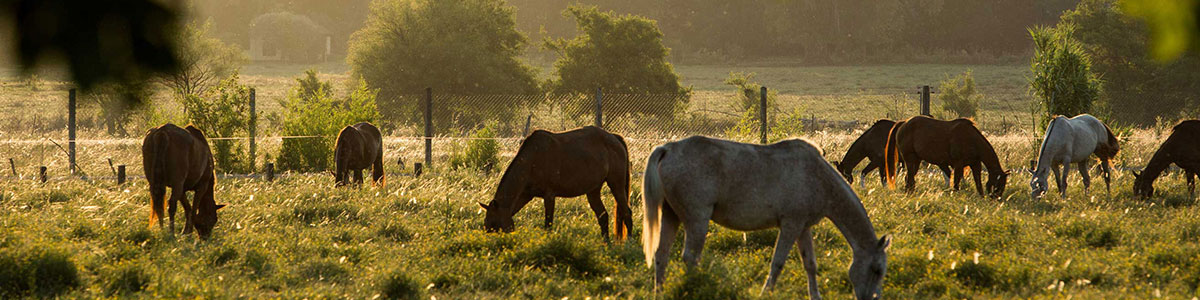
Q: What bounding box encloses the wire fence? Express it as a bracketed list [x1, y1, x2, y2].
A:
[4, 87, 1180, 184]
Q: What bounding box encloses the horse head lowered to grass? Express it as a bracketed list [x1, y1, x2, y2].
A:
[1133, 120, 1200, 199]
[643, 136, 890, 299]
[142, 123, 226, 239]
[333, 122, 385, 187]
[1029, 114, 1120, 199]
[479, 126, 633, 241]
[884, 116, 1009, 197]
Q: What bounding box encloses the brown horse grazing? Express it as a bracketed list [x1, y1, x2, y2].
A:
[478, 126, 633, 241]
[1133, 120, 1200, 198]
[142, 124, 226, 238]
[333, 122, 385, 187]
[884, 116, 1010, 197]
[835, 119, 951, 187]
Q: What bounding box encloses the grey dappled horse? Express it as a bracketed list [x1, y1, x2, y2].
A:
[642, 136, 891, 299]
[1030, 114, 1120, 199]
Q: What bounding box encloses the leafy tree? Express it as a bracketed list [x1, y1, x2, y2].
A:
[1028, 24, 1102, 122]
[938, 70, 982, 118]
[348, 0, 540, 126]
[723, 72, 774, 122]
[545, 5, 689, 120]
[162, 20, 246, 98]
[182, 73, 253, 173]
[277, 70, 380, 172]
[1063, 0, 1200, 125]
[82, 82, 153, 136]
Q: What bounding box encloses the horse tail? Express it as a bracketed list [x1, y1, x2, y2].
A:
[643, 145, 668, 268]
[1096, 124, 1120, 160]
[883, 120, 905, 189]
[611, 132, 632, 240]
[147, 129, 170, 227]
[372, 149, 386, 187]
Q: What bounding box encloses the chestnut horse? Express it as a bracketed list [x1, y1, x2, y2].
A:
[333, 122, 384, 187]
[643, 136, 890, 298]
[142, 124, 226, 238]
[1133, 120, 1200, 198]
[835, 119, 950, 187]
[1029, 114, 1120, 199]
[479, 126, 632, 241]
[884, 116, 1009, 197]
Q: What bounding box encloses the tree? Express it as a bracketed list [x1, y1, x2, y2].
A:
[162, 20, 246, 98]
[938, 70, 982, 118]
[181, 73, 253, 173]
[277, 70, 380, 172]
[545, 5, 689, 120]
[1062, 0, 1200, 125]
[1028, 24, 1102, 122]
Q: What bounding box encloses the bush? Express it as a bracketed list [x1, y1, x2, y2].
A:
[545, 5, 690, 120]
[448, 125, 500, 172]
[939, 70, 982, 118]
[722, 72, 804, 142]
[348, 0, 540, 125]
[182, 73, 253, 173]
[277, 70, 380, 172]
[378, 271, 422, 300]
[0, 247, 80, 297]
[1028, 24, 1102, 124]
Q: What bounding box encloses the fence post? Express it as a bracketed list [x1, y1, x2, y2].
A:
[760, 86, 768, 144]
[414, 162, 423, 177]
[68, 89, 76, 174]
[424, 87, 433, 168]
[595, 87, 603, 128]
[117, 165, 126, 185]
[920, 85, 931, 116]
[9, 158, 15, 177]
[39, 166, 47, 183]
[265, 163, 275, 182]
[249, 88, 257, 172]
[523, 114, 532, 137]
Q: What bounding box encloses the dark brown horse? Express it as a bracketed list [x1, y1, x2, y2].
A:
[142, 124, 226, 238]
[1133, 120, 1200, 198]
[884, 116, 1009, 197]
[479, 126, 632, 241]
[333, 122, 384, 187]
[835, 119, 950, 187]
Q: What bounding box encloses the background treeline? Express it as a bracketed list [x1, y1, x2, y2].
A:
[191, 0, 1080, 63]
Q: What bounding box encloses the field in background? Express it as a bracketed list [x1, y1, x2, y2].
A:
[4, 62, 1199, 298]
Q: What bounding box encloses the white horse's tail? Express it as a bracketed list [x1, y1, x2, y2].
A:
[643, 146, 668, 268]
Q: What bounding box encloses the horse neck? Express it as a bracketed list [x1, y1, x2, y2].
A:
[827, 189, 879, 252]
[1141, 142, 1175, 182]
[976, 135, 1005, 174]
[840, 142, 869, 171]
[493, 157, 531, 213]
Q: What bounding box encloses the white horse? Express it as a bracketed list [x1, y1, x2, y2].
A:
[643, 136, 891, 300]
[1030, 114, 1120, 198]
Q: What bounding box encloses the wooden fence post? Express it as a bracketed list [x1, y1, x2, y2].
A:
[414, 163, 423, 177]
[523, 114, 532, 137]
[39, 166, 47, 183]
[117, 165, 126, 185]
[595, 87, 603, 128]
[8, 158, 15, 177]
[68, 89, 76, 174]
[424, 87, 433, 168]
[760, 86, 768, 144]
[249, 88, 257, 172]
[920, 85, 932, 117]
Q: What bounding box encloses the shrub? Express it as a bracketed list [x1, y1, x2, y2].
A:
[182, 73, 253, 173]
[448, 125, 500, 172]
[545, 5, 690, 120]
[722, 72, 804, 142]
[0, 247, 80, 297]
[938, 70, 982, 118]
[378, 270, 422, 300]
[277, 70, 380, 172]
[1028, 24, 1102, 124]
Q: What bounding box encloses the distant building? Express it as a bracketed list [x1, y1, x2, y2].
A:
[247, 12, 331, 62]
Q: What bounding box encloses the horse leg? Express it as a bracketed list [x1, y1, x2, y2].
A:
[1077, 161, 1092, 194]
[167, 187, 185, 235]
[1188, 171, 1196, 198]
[939, 164, 953, 189]
[904, 158, 921, 192]
[877, 161, 889, 187]
[353, 169, 364, 186]
[178, 191, 195, 235]
[653, 205, 681, 293]
[543, 196, 556, 230]
[861, 161, 878, 188]
[971, 163, 984, 196]
[584, 188, 610, 241]
[1058, 162, 1072, 198]
[1101, 158, 1113, 195]
[1051, 163, 1064, 198]
[762, 224, 801, 294]
[681, 218, 711, 269]
[799, 227, 822, 300]
[951, 165, 964, 191]
[606, 177, 633, 240]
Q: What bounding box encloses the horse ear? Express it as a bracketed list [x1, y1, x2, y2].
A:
[478, 202, 490, 210]
[878, 234, 892, 251]
[215, 204, 226, 211]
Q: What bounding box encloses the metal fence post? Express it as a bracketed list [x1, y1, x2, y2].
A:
[68, 89, 76, 174]
[249, 88, 257, 172]
[424, 87, 433, 168]
[920, 85, 931, 116]
[595, 87, 603, 128]
[760, 86, 768, 144]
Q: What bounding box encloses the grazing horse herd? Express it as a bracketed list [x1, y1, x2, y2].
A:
[140, 114, 1200, 298]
